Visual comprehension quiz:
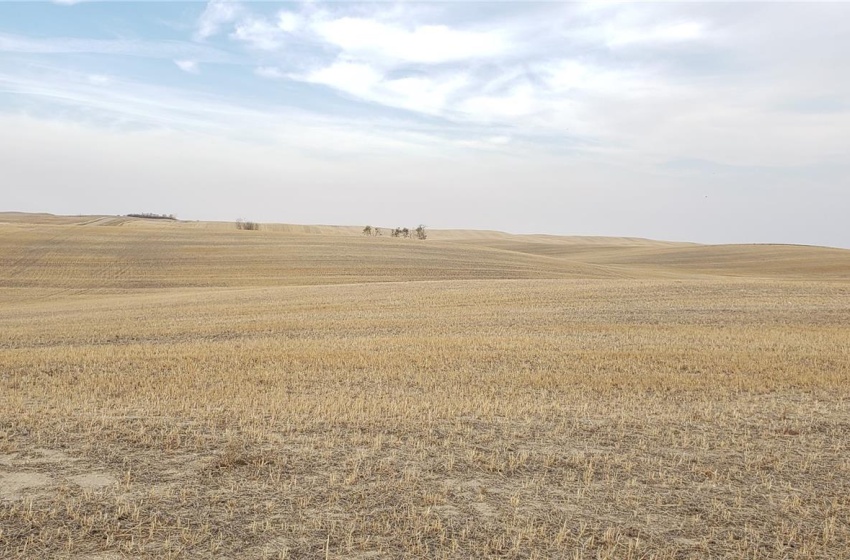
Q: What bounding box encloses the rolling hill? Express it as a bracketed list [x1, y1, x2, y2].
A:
[1, 213, 848, 293]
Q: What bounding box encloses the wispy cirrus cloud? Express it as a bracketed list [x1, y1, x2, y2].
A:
[254, 66, 283, 80]
[0, 64, 487, 158]
[87, 74, 111, 86]
[174, 59, 200, 74]
[0, 32, 233, 63]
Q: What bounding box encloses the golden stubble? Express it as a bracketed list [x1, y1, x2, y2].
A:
[1, 216, 849, 558]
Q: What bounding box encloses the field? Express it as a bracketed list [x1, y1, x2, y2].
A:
[1, 213, 849, 559]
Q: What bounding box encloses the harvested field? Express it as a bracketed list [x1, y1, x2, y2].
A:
[1, 213, 849, 559]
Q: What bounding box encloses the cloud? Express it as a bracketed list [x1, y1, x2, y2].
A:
[277, 12, 303, 34]
[7, 1, 850, 173]
[224, 10, 302, 51]
[0, 66, 463, 159]
[456, 85, 536, 122]
[254, 66, 283, 80]
[196, 0, 243, 41]
[312, 17, 510, 65]
[604, 21, 705, 48]
[277, 8, 521, 120]
[305, 61, 380, 98]
[231, 17, 286, 51]
[302, 60, 469, 116]
[537, 60, 656, 97]
[174, 59, 200, 74]
[0, 32, 232, 63]
[87, 74, 110, 86]
[572, 3, 708, 49]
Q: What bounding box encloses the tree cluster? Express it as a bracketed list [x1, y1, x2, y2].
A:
[127, 213, 176, 220]
[364, 225, 427, 240]
[362, 225, 383, 237]
[236, 218, 261, 231]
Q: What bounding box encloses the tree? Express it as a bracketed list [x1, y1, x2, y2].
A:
[128, 213, 176, 220]
[374, 227, 382, 236]
[363, 225, 373, 236]
[237, 218, 260, 230]
[415, 224, 427, 240]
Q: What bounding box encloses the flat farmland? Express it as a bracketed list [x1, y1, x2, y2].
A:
[1, 214, 849, 559]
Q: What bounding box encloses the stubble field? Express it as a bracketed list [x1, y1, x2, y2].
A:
[1, 213, 849, 559]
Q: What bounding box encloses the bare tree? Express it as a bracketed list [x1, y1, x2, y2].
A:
[363, 225, 373, 236]
[237, 219, 260, 230]
[415, 224, 427, 240]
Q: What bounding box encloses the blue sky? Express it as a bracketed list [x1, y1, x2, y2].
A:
[1, 1, 849, 247]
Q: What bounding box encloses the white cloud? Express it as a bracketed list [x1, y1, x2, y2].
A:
[537, 60, 663, 98]
[538, 61, 598, 93]
[174, 59, 200, 74]
[312, 17, 509, 65]
[302, 60, 469, 116]
[9, 1, 850, 174]
[226, 10, 302, 51]
[604, 21, 705, 48]
[297, 51, 665, 135]
[87, 74, 110, 86]
[456, 85, 537, 122]
[571, 2, 707, 49]
[277, 12, 302, 34]
[305, 61, 381, 98]
[488, 135, 511, 145]
[196, 0, 243, 41]
[231, 17, 286, 51]
[254, 66, 283, 80]
[380, 74, 470, 115]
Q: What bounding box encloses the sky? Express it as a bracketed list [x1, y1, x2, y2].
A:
[1, 1, 848, 247]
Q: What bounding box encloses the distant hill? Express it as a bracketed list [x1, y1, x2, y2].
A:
[1, 212, 848, 290]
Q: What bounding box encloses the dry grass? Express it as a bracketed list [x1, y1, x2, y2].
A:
[1, 214, 849, 559]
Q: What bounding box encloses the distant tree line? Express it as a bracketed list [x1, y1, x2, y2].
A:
[363, 225, 427, 240]
[127, 213, 176, 220]
[236, 218, 261, 231]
